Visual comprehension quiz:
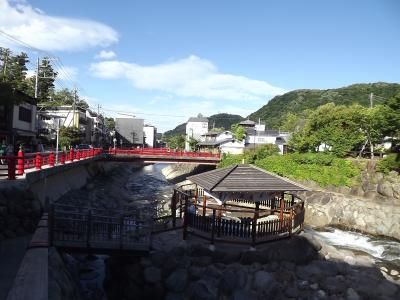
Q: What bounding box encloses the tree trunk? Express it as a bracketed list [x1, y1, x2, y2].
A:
[358, 140, 368, 158]
[369, 140, 374, 160]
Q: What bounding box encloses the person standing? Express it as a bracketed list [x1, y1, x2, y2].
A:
[0, 141, 6, 164]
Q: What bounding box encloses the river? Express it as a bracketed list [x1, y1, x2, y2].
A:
[63, 164, 400, 299]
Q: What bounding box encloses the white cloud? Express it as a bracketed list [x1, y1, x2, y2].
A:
[90, 55, 286, 101]
[95, 50, 116, 59]
[0, 0, 119, 51]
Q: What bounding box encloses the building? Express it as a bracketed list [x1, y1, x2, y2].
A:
[143, 124, 157, 148]
[0, 85, 37, 152]
[185, 116, 208, 151]
[237, 120, 290, 154]
[197, 130, 237, 154]
[115, 118, 144, 147]
[86, 110, 107, 147]
[37, 105, 91, 144]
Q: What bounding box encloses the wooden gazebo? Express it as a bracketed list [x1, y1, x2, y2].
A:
[170, 164, 307, 247]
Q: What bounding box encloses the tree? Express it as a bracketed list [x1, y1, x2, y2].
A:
[105, 117, 115, 131]
[188, 137, 199, 151]
[288, 103, 364, 157]
[164, 135, 185, 149]
[35, 57, 57, 101]
[231, 124, 246, 141]
[59, 126, 81, 148]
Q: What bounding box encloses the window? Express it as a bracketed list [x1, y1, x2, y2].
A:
[257, 137, 265, 143]
[0, 105, 6, 129]
[202, 123, 207, 128]
[19, 106, 32, 123]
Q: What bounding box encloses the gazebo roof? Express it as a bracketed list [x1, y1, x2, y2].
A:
[187, 164, 307, 193]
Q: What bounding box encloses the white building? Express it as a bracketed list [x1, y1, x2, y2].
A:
[219, 139, 245, 155]
[38, 106, 91, 144]
[143, 125, 157, 148]
[185, 116, 208, 151]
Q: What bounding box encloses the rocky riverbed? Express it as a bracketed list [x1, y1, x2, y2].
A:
[50, 163, 400, 300]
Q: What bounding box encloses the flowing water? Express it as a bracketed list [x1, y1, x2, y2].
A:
[72, 164, 400, 298]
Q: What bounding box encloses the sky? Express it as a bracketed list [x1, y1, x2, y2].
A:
[0, 0, 399, 132]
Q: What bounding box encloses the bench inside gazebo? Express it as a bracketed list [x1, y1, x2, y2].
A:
[170, 164, 307, 247]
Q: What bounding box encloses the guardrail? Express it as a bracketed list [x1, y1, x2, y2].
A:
[0, 148, 103, 180]
[107, 148, 221, 158]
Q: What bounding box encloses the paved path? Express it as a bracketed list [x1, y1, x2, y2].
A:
[0, 236, 32, 300]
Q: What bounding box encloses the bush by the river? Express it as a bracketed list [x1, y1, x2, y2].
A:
[219, 152, 361, 187]
[376, 153, 400, 174]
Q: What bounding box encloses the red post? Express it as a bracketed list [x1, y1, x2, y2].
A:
[92, 148, 95, 157]
[69, 148, 74, 161]
[49, 151, 55, 167]
[17, 147, 24, 176]
[76, 150, 81, 160]
[60, 151, 65, 165]
[35, 152, 41, 170]
[8, 156, 16, 180]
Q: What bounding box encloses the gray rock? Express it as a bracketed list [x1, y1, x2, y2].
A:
[149, 251, 167, 267]
[253, 270, 276, 293]
[191, 255, 212, 267]
[377, 182, 393, 198]
[165, 292, 184, 300]
[285, 284, 299, 298]
[346, 288, 361, 300]
[205, 265, 222, 278]
[187, 279, 218, 300]
[165, 269, 188, 292]
[144, 266, 162, 284]
[188, 266, 205, 280]
[232, 289, 258, 300]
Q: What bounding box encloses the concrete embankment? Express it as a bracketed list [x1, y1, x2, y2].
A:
[296, 169, 400, 240]
[161, 164, 215, 184]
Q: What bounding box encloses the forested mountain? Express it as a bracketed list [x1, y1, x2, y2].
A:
[248, 82, 400, 128]
[163, 113, 244, 135]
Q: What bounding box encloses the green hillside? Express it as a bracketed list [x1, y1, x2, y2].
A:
[163, 113, 244, 136]
[248, 82, 400, 128]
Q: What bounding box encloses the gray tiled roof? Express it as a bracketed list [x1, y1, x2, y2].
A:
[187, 164, 306, 193]
[188, 117, 208, 122]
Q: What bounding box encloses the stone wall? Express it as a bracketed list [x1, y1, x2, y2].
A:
[0, 161, 122, 241]
[298, 190, 400, 240]
[161, 164, 215, 184]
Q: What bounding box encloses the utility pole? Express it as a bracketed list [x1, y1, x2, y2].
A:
[34, 57, 40, 99]
[72, 87, 77, 127]
[369, 92, 373, 108]
[97, 104, 100, 147]
[2, 50, 9, 77]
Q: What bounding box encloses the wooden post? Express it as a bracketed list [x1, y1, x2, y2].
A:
[17, 147, 24, 176]
[202, 195, 207, 217]
[69, 148, 74, 161]
[252, 202, 260, 247]
[86, 210, 92, 247]
[211, 208, 216, 245]
[280, 193, 284, 231]
[49, 151, 55, 167]
[35, 152, 41, 170]
[291, 194, 294, 206]
[194, 185, 198, 210]
[289, 209, 293, 236]
[172, 189, 177, 228]
[183, 195, 189, 240]
[7, 156, 16, 180]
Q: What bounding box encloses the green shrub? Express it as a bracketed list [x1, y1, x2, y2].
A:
[218, 152, 361, 187]
[376, 154, 400, 174]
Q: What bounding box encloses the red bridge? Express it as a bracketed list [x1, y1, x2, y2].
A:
[107, 148, 221, 165]
[0, 148, 221, 180]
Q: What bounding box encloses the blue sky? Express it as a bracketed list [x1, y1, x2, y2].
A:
[0, 0, 399, 131]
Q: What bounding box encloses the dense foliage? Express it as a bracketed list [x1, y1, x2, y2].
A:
[287, 100, 398, 157]
[219, 152, 361, 187]
[230, 123, 246, 141]
[59, 126, 81, 148]
[0, 47, 88, 107]
[376, 154, 400, 174]
[249, 82, 400, 128]
[218, 144, 280, 167]
[164, 113, 244, 136]
[163, 135, 185, 149]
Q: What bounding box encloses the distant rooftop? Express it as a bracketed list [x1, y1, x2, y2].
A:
[188, 117, 208, 122]
[239, 119, 256, 126]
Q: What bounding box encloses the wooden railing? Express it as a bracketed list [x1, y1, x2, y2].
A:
[0, 148, 103, 180]
[49, 204, 150, 252]
[172, 187, 305, 247]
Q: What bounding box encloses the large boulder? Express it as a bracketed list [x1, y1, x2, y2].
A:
[144, 266, 162, 284]
[186, 278, 218, 300]
[165, 269, 188, 293]
[377, 182, 393, 198]
[253, 270, 277, 296]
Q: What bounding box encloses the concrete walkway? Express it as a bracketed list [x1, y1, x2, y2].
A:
[0, 236, 31, 300]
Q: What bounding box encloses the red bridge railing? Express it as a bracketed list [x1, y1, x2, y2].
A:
[107, 148, 221, 159]
[0, 148, 103, 180]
